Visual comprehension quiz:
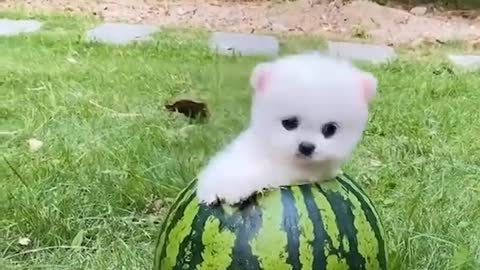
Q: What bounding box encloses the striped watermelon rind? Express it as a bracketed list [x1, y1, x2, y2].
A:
[154, 173, 387, 270]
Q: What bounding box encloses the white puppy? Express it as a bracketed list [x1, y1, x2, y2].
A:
[196, 52, 377, 205]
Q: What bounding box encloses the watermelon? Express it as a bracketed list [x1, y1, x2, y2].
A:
[154, 173, 387, 270]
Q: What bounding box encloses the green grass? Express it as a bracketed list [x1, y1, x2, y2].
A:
[1, 12, 480, 270]
[380, 0, 480, 9]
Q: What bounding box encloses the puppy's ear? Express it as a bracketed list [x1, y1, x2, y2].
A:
[250, 62, 272, 93]
[359, 71, 377, 103]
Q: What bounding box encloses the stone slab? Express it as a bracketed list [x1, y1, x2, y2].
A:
[0, 19, 43, 36]
[210, 32, 279, 56]
[86, 23, 159, 45]
[327, 41, 396, 63]
[448, 54, 480, 70]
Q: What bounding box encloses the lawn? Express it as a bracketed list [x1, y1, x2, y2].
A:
[1, 13, 480, 270]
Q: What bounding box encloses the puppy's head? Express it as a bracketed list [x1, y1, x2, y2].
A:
[248, 53, 377, 164]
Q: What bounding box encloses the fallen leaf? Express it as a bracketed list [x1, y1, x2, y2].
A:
[144, 199, 169, 216]
[66, 57, 78, 64]
[18, 237, 31, 246]
[165, 99, 209, 120]
[458, 221, 469, 228]
[71, 230, 85, 247]
[370, 159, 382, 167]
[27, 138, 44, 152]
[383, 198, 395, 206]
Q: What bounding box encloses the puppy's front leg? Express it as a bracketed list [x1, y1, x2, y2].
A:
[196, 151, 266, 206]
[197, 170, 265, 205]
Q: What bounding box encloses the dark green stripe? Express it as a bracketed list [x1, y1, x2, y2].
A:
[316, 183, 366, 270]
[157, 189, 197, 268]
[226, 200, 263, 270]
[339, 174, 385, 231]
[337, 177, 387, 270]
[338, 174, 385, 240]
[281, 187, 301, 269]
[174, 204, 212, 269]
[313, 185, 346, 259]
[300, 185, 327, 270]
[154, 179, 197, 268]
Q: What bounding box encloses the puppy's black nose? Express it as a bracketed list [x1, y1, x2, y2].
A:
[298, 142, 316, 156]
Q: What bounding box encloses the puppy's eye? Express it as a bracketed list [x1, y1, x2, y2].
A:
[321, 122, 338, 138]
[281, 117, 299, 131]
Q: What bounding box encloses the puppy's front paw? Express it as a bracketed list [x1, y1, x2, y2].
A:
[196, 182, 221, 206]
[197, 182, 256, 206]
[220, 185, 258, 205]
[196, 174, 261, 206]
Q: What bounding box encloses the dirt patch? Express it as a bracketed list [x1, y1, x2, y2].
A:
[2, 0, 480, 46]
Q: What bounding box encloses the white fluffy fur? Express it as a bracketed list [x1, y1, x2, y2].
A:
[196, 52, 377, 205]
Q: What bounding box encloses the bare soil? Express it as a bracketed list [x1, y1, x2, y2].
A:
[2, 0, 480, 46]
